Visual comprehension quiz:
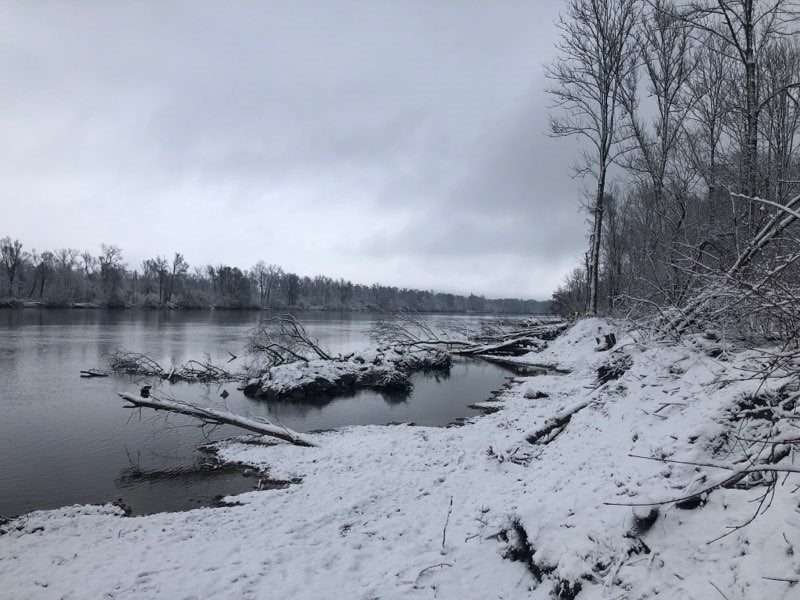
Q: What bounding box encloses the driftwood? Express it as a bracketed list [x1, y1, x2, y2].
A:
[80, 369, 108, 378]
[118, 392, 317, 447]
[451, 336, 544, 357]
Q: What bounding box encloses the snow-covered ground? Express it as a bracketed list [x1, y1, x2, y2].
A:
[2, 318, 798, 599]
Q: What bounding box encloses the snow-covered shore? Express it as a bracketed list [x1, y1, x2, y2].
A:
[2, 318, 798, 599]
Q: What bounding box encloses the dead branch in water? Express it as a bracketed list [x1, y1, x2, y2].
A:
[109, 350, 239, 382]
[110, 351, 164, 376]
[178, 359, 238, 382]
[80, 369, 108, 378]
[369, 311, 472, 350]
[451, 336, 544, 357]
[118, 392, 317, 447]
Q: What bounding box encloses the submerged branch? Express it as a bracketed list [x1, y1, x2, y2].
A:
[109, 350, 240, 382]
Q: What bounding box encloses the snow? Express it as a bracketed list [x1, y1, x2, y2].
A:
[250, 347, 450, 399]
[2, 318, 799, 598]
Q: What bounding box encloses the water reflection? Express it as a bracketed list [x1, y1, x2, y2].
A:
[0, 309, 518, 516]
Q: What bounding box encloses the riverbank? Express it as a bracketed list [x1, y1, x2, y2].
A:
[0, 298, 553, 315]
[1, 318, 797, 598]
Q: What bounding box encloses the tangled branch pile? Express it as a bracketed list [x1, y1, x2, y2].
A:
[109, 351, 165, 377]
[109, 350, 239, 382]
[369, 312, 567, 359]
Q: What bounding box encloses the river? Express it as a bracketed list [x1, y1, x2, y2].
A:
[0, 309, 525, 516]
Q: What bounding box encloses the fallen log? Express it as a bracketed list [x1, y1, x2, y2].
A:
[526, 401, 590, 445]
[451, 336, 545, 357]
[118, 392, 317, 447]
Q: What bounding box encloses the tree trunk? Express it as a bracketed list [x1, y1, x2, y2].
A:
[588, 171, 607, 315]
[119, 392, 318, 447]
[744, 0, 758, 200]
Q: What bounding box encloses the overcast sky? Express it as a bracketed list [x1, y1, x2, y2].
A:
[0, 0, 586, 300]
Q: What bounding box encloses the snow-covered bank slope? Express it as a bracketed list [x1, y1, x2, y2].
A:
[2, 318, 798, 599]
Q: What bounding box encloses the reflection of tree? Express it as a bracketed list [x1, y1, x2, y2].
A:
[116, 459, 238, 488]
[377, 389, 411, 405]
[415, 369, 452, 385]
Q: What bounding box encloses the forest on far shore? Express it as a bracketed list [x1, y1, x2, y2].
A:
[0, 237, 549, 314]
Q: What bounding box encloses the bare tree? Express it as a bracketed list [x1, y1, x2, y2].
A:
[761, 37, 800, 205]
[0, 237, 24, 297]
[26, 250, 54, 299]
[54, 248, 78, 302]
[165, 252, 189, 304]
[686, 0, 800, 200]
[622, 0, 695, 210]
[144, 256, 169, 303]
[619, 0, 699, 305]
[98, 243, 125, 303]
[252, 261, 283, 307]
[284, 272, 301, 307]
[546, 0, 639, 314]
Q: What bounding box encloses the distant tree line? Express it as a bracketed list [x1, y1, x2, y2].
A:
[547, 0, 800, 319]
[0, 237, 549, 314]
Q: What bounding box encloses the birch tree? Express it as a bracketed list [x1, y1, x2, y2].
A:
[546, 0, 638, 314]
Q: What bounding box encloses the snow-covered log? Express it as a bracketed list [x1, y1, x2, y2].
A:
[525, 401, 590, 445]
[451, 336, 545, 357]
[118, 392, 317, 447]
[245, 347, 451, 400]
[370, 311, 566, 356]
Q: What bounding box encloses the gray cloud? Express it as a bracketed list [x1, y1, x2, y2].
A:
[0, 0, 584, 299]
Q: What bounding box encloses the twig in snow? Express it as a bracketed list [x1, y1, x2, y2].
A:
[638, 408, 668, 420]
[441, 496, 453, 550]
[708, 580, 731, 600]
[608, 453, 789, 544]
[413, 562, 453, 589]
[762, 576, 800, 584]
[783, 533, 795, 555]
[417, 563, 453, 578]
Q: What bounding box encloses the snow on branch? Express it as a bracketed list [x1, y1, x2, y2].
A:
[247, 314, 332, 365]
[118, 392, 317, 447]
[369, 311, 567, 357]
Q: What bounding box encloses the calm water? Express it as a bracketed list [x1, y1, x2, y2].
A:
[0, 309, 519, 516]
